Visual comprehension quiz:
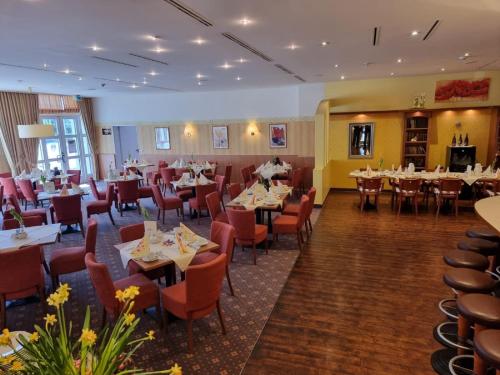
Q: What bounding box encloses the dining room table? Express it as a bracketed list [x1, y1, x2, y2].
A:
[474, 195, 500, 233]
[36, 185, 90, 203]
[104, 174, 144, 184]
[0, 223, 62, 252]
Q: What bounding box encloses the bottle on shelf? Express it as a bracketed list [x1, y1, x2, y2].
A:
[452, 134, 457, 146]
[464, 133, 469, 146]
[458, 134, 463, 146]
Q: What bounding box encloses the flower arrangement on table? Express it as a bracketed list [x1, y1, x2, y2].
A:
[0, 284, 181, 375]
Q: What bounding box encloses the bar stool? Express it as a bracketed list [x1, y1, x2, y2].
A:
[473, 330, 500, 375]
[457, 238, 499, 256]
[466, 228, 500, 243]
[444, 250, 490, 272]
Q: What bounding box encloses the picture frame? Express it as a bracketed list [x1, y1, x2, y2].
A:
[348, 122, 374, 159]
[155, 127, 170, 150]
[212, 125, 229, 149]
[269, 123, 287, 148]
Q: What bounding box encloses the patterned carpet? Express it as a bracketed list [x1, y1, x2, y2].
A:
[3, 189, 318, 374]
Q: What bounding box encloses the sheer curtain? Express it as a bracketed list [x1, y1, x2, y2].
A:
[78, 97, 99, 178]
[0, 92, 39, 174]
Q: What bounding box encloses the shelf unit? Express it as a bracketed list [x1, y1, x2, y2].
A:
[402, 111, 431, 171]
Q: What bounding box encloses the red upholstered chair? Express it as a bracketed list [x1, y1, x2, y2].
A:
[227, 208, 267, 265]
[283, 187, 316, 239]
[228, 183, 242, 201]
[205, 191, 228, 224]
[161, 253, 227, 352]
[189, 183, 217, 224]
[174, 168, 194, 201]
[0, 245, 45, 329]
[147, 160, 167, 186]
[214, 175, 226, 209]
[0, 177, 24, 201]
[191, 221, 235, 295]
[50, 194, 84, 237]
[88, 176, 106, 200]
[138, 184, 154, 201]
[273, 195, 309, 251]
[434, 178, 464, 217]
[223, 165, 232, 187]
[116, 179, 140, 216]
[85, 253, 162, 328]
[202, 161, 217, 180]
[86, 184, 116, 225]
[66, 169, 81, 185]
[248, 164, 256, 174]
[241, 167, 252, 189]
[287, 168, 304, 197]
[49, 219, 97, 289]
[17, 178, 41, 209]
[2, 215, 43, 230]
[4, 195, 48, 224]
[151, 184, 184, 223]
[160, 167, 176, 194]
[175, 168, 190, 178]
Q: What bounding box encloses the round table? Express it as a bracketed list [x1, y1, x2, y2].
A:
[474, 196, 500, 233]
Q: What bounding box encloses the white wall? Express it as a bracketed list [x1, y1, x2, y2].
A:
[94, 83, 324, 124]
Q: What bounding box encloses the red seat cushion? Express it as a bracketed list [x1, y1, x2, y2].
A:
[176, 190, 193, 201]
[161, 282, 214, 320]
[162, 196, 183, 209]
[49, 246, 85, 276]
[282, 204, 299, 216]
[190, 251, 218, 265]
[273, 214, 299, 233]
[86, 200, 109, 215]
[235, 224, 267, 246]
[113, 273, 159, 313]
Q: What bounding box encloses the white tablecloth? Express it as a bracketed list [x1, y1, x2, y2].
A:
[0, 224, 61, 252]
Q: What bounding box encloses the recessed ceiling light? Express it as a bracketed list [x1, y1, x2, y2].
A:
[42, 63, 49, 69]
[62, 68, 71, 74]
[192, 37, 206, 45]
[397, 58, 403, 63]
[287, 43, 299, 50]
[115, 78, 120, 82]
[197, 81, 203, 86]
[91, 44, 102, 52]
[148, 70, 158, 76]
[236, 58, 247, 63]
[146, 35, 162, 41]
[464, 52, 470, 57]
[390, 72, 395, 76]
[151, 46, 166, 53]
[340, 75, 345, 80]
[130, 84, 138, 89]
[440, 67, 446, 72]
[219, 62, 232, 69]
[196, 73, 204, 79]
[77, 77, 83, 81]
[235, 76, 242, 81]
[410, 30, 419, 37]
[334, 64, 339, 68]
[238, 17, 253, 26]
[320, 41, 330, 47]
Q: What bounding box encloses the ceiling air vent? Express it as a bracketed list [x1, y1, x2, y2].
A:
[372, 27, 380, 46]
[221, 33, 273, 62]
[274, 64, 294, 75]
[163, 0, 213, 26]
[294, 75, 306, 82]
[92, 56, 137, 68]
[129, 53, 168, 66]
[423, 20, 440, 41]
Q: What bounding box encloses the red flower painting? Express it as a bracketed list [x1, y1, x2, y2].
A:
[269, 124, 287, 148]
[435, 78, 490, 102]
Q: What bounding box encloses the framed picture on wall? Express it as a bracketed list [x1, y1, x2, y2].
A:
[212, 126, 229, 149]
[155, 127, 170, 150]
[348, 122, 374, 158]
[269, 123, 287, 148]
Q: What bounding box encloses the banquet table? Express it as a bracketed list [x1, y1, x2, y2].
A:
[104, 175, 144, 183]
[253, 163, 292, 178]
[0, 224, 61, 252]
[123, 162, 155, 170]
[37, 186, 90, 202]
[474, 196, 500, 233]
[171, 178, 215, 190]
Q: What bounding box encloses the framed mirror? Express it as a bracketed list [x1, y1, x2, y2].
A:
[349, 122, 374, 158]
[155, 127, 170, 150]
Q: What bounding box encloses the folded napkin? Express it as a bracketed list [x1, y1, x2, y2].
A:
[484, 166, 492, 175]
[260, 167, 274, 180]
[60, 185, 69, 196]
[129, 169, 137, 177]
[396, 165, 402, 173]
[277, 180, 283, 187]
[130, 235, 150, 259]
[408, 163, 415, 173]
[255, 164, 264, 173]
[282, 161, 291, 169]
[170, 160, 179, 168]
[179, 159, 186, 167]
[179, 172, 190, 183]
[391, 164, 395, 172]
[445, 167, 450, 175]
[474, 163, 482, 174]
[71, 182, 82, 193]
[265, 161, 271, 167]
[466, 165, 472, 173]
[204, 161, 212, 170]
[435, 165, 441, 174]
[199, 174, 209, 185]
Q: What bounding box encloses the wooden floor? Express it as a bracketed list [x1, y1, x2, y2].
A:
[242, 191, 486, 375]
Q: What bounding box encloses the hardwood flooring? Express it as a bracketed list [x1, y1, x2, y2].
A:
[242, 191, 486, 375]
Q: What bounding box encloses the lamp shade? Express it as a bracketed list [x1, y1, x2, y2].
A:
[18, 124, 55, 138]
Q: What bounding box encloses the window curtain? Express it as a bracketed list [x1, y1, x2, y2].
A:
[0, 92, 39, 175]
[78, 97, 99, 178]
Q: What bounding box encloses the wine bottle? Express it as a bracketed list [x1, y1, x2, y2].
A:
[464, 133, 469, 146]
[452, 134, 457, 146]
[458, 134, 463, 146]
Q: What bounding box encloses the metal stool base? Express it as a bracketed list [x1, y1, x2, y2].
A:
[433, 322, 473, 351]
[438, 298, 458, 321]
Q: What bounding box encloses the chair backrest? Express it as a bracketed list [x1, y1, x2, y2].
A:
[0, 172, 12, 178]
[175, 168, 189, 178]
[88, 176, 100, 200]
[228, 183, 242, 200]
[160, 167, 176, 185]
[85, 219, 98, 254]
[206, 191, 222, 221]
[248, 164, 256, 174]
[297, 195, 310, 229]
[0, 177, 18, 198]
[5, 195, 22, 213]
[224, 165, 232, 185]
[66, 170, 81, 185]
[399, 178, 422, 192]
[18, 178, 36, 201]
[117, 180, 139, 201]
[2, 215, 43, 230]
[151, 184, 164, 208]
[214, 175, 225, 198]
[210, 221, 235, 262]
[0, 245, 44, 296]
[158, 160, 168, 171]
[119, 223, 145, 243]
[51, 194, 82, 222]
[360, 177, 383, 191]
[290, 168, 303, 188]
[105, 184, 115, 206]
[241, 167, 251, 184]
[306, 187, 317, 218]
[185, 253, 226, 312]
[84, 253, 118, 313]
[226, 208, 256, 241]
[439, 178, 463, 193]
[194, 183, 217, 207]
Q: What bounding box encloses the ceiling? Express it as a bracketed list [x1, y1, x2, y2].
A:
[1, 0, 499, 96]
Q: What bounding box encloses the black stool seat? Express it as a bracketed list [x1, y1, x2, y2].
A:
[466, 227, 500, 243]
[457, 238, 499, 256]
[457, 294, 500, 328]
[443, 268, 497, 293]
[475, 330, 500, 369]
[444, 250, 490, 271]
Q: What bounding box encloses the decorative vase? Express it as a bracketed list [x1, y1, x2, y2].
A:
[14, 225, 27, 239]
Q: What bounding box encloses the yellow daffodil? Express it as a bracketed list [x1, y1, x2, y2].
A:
[0, 328, 11, 346]
[115, 289, 125, 302]
[57, 283, 71, 303]
[44, 314, 57, 329]
[123, 313, 135, 326]
[10, 361, 24, 372]
[123, 285, 140, 301]
[146, 330, 155, 340]
[0, 355, 14, 365]
[169, 363, 182, 375]
[80, 328, 97, 346]
[29, 331, 40, 343]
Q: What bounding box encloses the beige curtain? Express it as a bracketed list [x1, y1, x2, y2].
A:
[0, 92, 39, 175]
[78, 97, 99, 179]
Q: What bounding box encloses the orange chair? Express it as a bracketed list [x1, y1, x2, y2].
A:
[86, 184, 116, 225]
[358, 177, 384, 212]
[50, 194, 84, 237]
[2, 215, 43, 230]
[287, 168, 304, 197]
[189, 183, 217, 224]
[272, 195, 309, 250]
[241, 167, 252, 189]
[4, 195, 48, 224]
[161, 254, 227, 352]
[17, 179, 41, 209]
[227, 208, 267, 265]
[395, 178, 422, 216]
[214, 174, 226, 209]
[228, 183, 242, 201]
[0, 177, 24, 201]
[434, 178, 464, 217]
[205, 191, 228, 224]
[160, 167, 176, 194]
[49, 219, 98, 289]
[88, 176, 106, 200]
[223, 165, 232, 191]
[283, 187, 316, 238]
[151, 184, 184, 223]
[191, 221, 236, 295]
[116, 179, 140, 216]
[0, 184, 3, 216]
[66, 169, 81, 185]
[0, 245, 46, 329]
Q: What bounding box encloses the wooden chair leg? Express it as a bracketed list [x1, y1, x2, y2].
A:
[157, 209, 161, 220]
[162, 209, 165, 224]
[360, 194, 365, 212]
[473, 351, 488, 375]
[397, 195, 402, 216]
[119, 203, 123, 217]
[414, 196, 418, 215]
[187, 317, 193, 353]
[79, 221, 85, 238]
[197, 210, 200, 225]
[455, 198, 459, 216]
[225, 265, 235, 296]
[216, 300, 226, 335]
